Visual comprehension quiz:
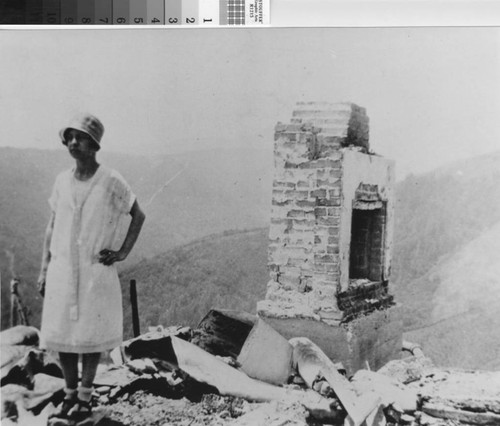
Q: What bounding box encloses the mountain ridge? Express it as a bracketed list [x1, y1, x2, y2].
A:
[2, 146, 500, 370]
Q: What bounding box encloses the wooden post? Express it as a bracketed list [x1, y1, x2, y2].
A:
[10, 294, 17, 327]
[10, 278, 29, 326]
[130, 279, 140, 337]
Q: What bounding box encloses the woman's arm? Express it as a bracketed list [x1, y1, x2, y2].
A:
[99, 200, 146, 266]
[38, 211, 56, 296]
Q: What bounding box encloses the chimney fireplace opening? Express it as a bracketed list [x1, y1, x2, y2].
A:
[349, 204, 386, 283]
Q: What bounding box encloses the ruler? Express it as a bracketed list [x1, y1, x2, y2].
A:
[0, 0, 269, 25]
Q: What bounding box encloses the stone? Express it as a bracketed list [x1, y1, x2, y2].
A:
[350, 370, 418, 413]
[400, 414, 415, 425]
[26, 373, 65, 412]
[126, 358, 157, 375]
[237, 319, 293, 386]
[377, 355, 434, 385]
[94, 365, 138, 388]
[0, 326, 40, 346]
[47, 407, 111, 426]
[1, 345, 32, 382]
[1, 348, 62, 388]
[95, 386, 111, 394]
[1, 384, 27, 418]
[109, 347, 124, 366]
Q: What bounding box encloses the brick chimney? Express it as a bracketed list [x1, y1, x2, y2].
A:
[257, 102, 402, 374]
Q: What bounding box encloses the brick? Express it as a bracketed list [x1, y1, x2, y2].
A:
[330, 169, 342, 179]
[316, 197, 341, 207]
[314, 254, 335, 263]
[310, 189, 327, 198]
[286, 190, 310, 201]
[296, 200, 316, 209]
[316, 217, 339, 227]
[312, 263, 330, 273]
[274, 122, 287, 133]
[327, 245, 339, 254]
[322, 135, 343, 145]
[316, 169, 327, 179]
[327, 207, 341, 217]
[272, 199, 292, 207]
[312, 284, 337, 298]
[287, 209, 306, 219]
[273, 180, 296, 189]
[329, 188, 341, 198]
[314, 207, 327, 217]
[283, 161, 299, 169]
[281, 271, 301, 284]
[314, 228, 330, 241]
[328, 227, 339, 236]
[306, 159, 342, 169]
[316, 179, 333, 188]
[292, 219, 316, 231]
[325, 263, 340, 273]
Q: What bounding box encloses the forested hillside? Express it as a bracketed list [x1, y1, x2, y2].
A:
[119, 229, 269, 339]
[393, 151, 500, 330]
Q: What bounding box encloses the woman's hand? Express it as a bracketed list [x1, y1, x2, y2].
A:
[99, 249, 126, 266]
[37, 272, 46, 297]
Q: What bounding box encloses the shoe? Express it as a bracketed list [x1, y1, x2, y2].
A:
[69, 398, 93, 422]
[49, 396, 77, 419]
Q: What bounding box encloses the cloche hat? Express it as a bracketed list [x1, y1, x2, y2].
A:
[60, 113, 104, 151]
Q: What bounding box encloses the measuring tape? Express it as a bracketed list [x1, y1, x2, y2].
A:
[2, 0, 269, 25]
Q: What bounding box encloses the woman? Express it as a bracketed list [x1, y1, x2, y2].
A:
[38, 113, 145, 420]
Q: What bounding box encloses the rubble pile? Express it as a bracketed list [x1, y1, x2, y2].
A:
[2, 314, 500, 426]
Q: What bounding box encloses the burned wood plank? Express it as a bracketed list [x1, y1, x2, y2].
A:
[422, 401, 500, 425]
[121, 326, 191, 362]
[191, 309, 256, 358]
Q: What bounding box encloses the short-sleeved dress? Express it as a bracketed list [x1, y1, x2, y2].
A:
[40, 165, 136, 353]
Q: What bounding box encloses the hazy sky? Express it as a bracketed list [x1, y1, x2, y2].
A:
[1, 28, 499, 178]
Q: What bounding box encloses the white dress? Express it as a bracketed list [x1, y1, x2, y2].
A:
[41, 165, 136, 353]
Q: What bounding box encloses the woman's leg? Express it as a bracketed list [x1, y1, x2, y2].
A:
[72, 352, 101, 419]
[50, 352, 79, 418]
[81, 352, 101, 389]
[59, 352, 79, 390]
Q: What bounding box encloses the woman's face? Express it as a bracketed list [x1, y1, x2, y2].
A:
[63, 129, 97, 160]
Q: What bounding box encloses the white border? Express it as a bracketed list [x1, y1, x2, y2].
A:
[271, 0, 500, 27]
